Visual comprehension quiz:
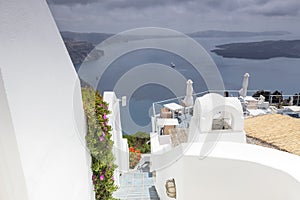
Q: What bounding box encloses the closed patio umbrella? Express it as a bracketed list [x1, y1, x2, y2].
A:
[182, 79, 194, 107]
[239, 73, 249, 98]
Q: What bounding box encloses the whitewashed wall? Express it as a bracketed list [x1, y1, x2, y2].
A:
[0, 1, 94, 200]
[103, 92, 129, 186]
[153, 142, 300, 200]
[0, 70, 29, 200]
[152, 93, 300, 199]
[183, 94, 246, 150]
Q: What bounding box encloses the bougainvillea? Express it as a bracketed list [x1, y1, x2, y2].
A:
[129, 147, 141, 169]
[81, 87, 118, 200]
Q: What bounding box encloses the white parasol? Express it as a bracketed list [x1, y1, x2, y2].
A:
[182, 79, 194, 107]
[239, 73, 250, 98]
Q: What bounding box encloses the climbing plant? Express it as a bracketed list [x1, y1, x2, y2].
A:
[81, 87, 118, 200]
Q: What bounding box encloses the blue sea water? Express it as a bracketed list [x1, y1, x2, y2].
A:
[78, 34, 300, 134]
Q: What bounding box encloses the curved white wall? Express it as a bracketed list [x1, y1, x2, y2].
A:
[0, 1, 94, 200]
[154, 142, 300, 200]
[181, 157, 299, 200]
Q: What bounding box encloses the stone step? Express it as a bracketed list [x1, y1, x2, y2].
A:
[113, 172, 160, 200]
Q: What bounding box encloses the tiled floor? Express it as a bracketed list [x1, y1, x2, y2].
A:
[113, 171, 160, 200]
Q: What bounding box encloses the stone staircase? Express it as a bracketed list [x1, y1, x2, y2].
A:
[113, 171, 160, 200]
[113, 155, 160, 200]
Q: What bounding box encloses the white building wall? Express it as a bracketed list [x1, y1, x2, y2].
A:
[0, 1, 94, 200]
[103, 92, 129, 186]
[0, 70, 29, 200]
[152, 93, 300, 199]
[153, 142, 300, 200]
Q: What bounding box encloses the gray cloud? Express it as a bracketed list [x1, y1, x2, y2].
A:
[47, 0, 300, 17]
[46, 0, 191, 7]
[200, 0, 240, 12]
[240, 0, 300, 17]
[104, 0, 195, 9]
[47, 0, 300, 33]
[46, 0, 98, 5]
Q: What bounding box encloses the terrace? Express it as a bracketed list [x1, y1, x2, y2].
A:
[149, 91, 300, 199]
[151, 90, 300, 144]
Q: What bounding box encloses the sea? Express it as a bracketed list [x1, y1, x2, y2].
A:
[77, 33, 300, 134]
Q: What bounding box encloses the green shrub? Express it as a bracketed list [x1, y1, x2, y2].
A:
[123, 131, 151, 154]
[82, 87, 118, 200]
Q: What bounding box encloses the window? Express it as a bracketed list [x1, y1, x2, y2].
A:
[212, 111, 232, 130]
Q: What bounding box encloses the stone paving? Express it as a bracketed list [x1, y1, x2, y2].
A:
[113, 171, 160, 200]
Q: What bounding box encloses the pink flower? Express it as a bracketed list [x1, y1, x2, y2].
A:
[102, 132, 106, 137]
[100, 174, 105, 181]
[103, 113, 107, 120]
[99, 136, 104, 141]
[112, 176, 114, 181]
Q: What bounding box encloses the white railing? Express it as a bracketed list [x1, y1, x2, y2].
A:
[151, 90, 300, 134]
[152, 90, 263, 117]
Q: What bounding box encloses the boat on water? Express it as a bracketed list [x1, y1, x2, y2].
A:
[170, 62, 176, 68]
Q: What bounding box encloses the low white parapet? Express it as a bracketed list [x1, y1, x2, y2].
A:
[153, 142, 300, 200]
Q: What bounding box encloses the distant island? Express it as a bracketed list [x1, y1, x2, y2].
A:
[211, 40, 300, 59]
[63, 38, 104, 65]
[61, 30, 290, 45]
[61, 31, 113, 45]
[60, 30, 298, 64]
[188, 30, 290, 38]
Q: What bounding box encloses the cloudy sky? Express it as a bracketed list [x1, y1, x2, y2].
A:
[47, 0, 300, 34]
